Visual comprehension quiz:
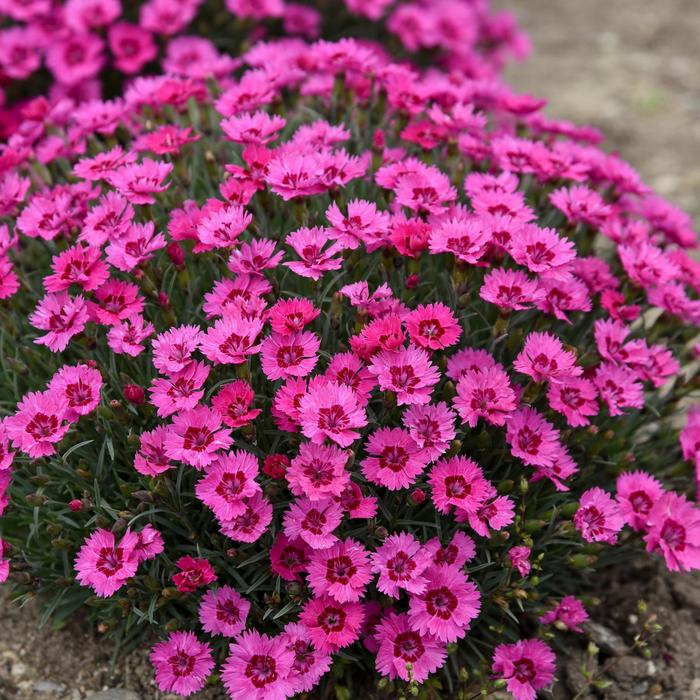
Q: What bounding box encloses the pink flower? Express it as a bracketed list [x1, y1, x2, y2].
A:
[283, 497, 343, 550]
[106, 222, 166, 272]
[197, 204, 252, 249]
[199, 585, 251, 637]
[644, 492, 700, 572]
[6, 391, 69, 458]
[508, 546, 532, 577]
[222, 630, 295, 700]
[594, 362, 644, 416]
[540, 596, 589, 633]
[454, 365, 517, 427]
[509, 224, 576, 274]
[408, 565, 481, 642]
[402, 402, 456, 461]
[74, 528, 139, 597]
[134, 426, 174, 476]
[324, 352, 376, 402]
[505, 407, 561, 468]
[361, 427, 427, 490]
[547, 378, 598, 427]
[375, 612, 447, 682]
[270, 533, 312, 581]
[74, 148, 137, 183]
[30, 292, 89, 352]
[149, 361, 210, 418]
[153, 325, 202, 374]
[370, 532, 432, 598]
[466, 495, 516, 537]
[221, 111, 286, 145]
[286, 442, 350, 501]
[133, 525, 164, 564]
[574, 487, 624, 544]
[200, 316, 264, 366]
[46, 34, 104, 85]
[514, 332, 581, 383]
[480, 268, 541, 310]
[284, 226, 344, 280]
[150, 631, 214, 697]
[108, 23, 157, 74]
[424, 532, 476, 569]
[405, 303, 461, 351]
[218, 492, 273, 543]
[326, 199, 391, 250]
[107, 158, 173, 205]
[195, 450, 261, 520]
[429, 456, 490, 516]
[44, 245, 109, 293]
[280, 622, 332, 694]
[393, 167, 456, 214]
[368, 345, 440, 405]
[164, 406, 233, 469]
[260, 330, 320, 380]
[172, 556, 217, 593]
[211, 381, 261, 428]
[89, 280, 144, 326]
[48, 364, 103, 420]
[550, 185, 612, 227]
[298, 381, 367, 447]
[268, 298, 319, 335]
[492, 639, 556, 700]
[0, 538, 9, 583]
[299, 597, 365, 652]
[429, 215, 490, 263]
[307, 538, 373, 602]
[616, 471, 664, 531]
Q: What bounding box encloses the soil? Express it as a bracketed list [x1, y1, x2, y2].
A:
[2, 2, 699, 699]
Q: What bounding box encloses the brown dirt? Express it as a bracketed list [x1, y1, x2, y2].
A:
[2, 2, 700, 698]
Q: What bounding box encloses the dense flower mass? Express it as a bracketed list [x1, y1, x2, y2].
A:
[0, 2, 698, 699]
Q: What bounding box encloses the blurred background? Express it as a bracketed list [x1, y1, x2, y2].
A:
[499, 0, 700, 228]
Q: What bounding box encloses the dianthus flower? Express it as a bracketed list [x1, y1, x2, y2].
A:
[270, 533, 312, 581]
[361, 427, 428, 490]
[283, 497, 343, 550]
[260, 330, 320, 380]
[172, 556, 218, 593]
[134, 426, 174, 476]
[616, 471, 664, 531]
[30, 292, 89, 352]
[6, 391, 69, 458]
[200, 316, 265, 366]
[480, 268, 541, 310]
[286, 442, 350, 501]
[539, 596, 589, 633]
[508, 546, 532, 577]
[280, 622, 332, 694]
[429, 456, 490, 517]
[405, 303, 461, 350]
[107, 158, 173, 205]
[644, 492, 700, 572]
[574, 487, 624, 544]
[299, 597, 365, 653]
[307, 538, 373, 602]
[547, 378, 598, 427]
[370, 532, 433, 598]
[453, 365, 517, 427]
[164, 406, 233, 469]
[74, 528, 139, 597]
[514, 332, 581, 383]
[402, 402, 456, 461]
[150, 631, 215, 697]
[368, 344, 440, 405]
[199, 585, 251, 637]
[48, 364, 102, 420]
[149, 361, 210, 417]
[424, 532, 476, 569]
[375, 612, 447, 683]
[492, 639, 556, 700]
[505, 407, 561, 468]
[408, 565, 481, 642]
[211, 381, 261, 428]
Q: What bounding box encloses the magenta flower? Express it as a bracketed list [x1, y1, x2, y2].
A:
[197, 203, 252, 249]
[480, 268, 541, 310]
[594, 362, 644, 416]
[211, 381, 261, 428]
[616, 471, 664, 531]
[368, 344, 440, 406]
[74, 528, 139, 597]
[540, 596, 589, 633]
[429, 215, 490, 263]
[307, 538, 373, 603]
[547, 378, 598, 427]
[133, 525, 164, 564]
[30, 292, 88, 352]
[221, 111, 286, 145]
[514, 331, 581, 383]
[284, 226, 344, 279]
[195, 450, 261, 520]
[44, 245, 109, 293]
[299, 596, 365, 652]
[644, 492, 700, 572]
[326, 199, 390, 250]
[107, 158, 173, 204]
[152, 325, 203, 374]
[281, 622, 332, 694]
[510, 224, 576, 274]
[408, 564, 481, 642]
[574, 487, 624, 544]
[429, 456, 490, 516]
[88, 279, 143, 326]
[0, 538, 9, 583]
[505, 407, 561, 468]
[361, 427, 428, 490]
[454, 365, 517, 428]
[150, 631, 214, 697]
[218, 492, 273, 543]
[149, 361, 210, 418]
[370, 532, 432, 598]
[492, 639, 556, 700]
[172, 556, 217, 593]
[200, 316, 264, 366]
[222, 630, 295, 700]
[48, 364, 103, 421]
[270, 533, 312, 582]
[260, 330, 320, 380]
[6, 391, 69, 458]
[508, 546, 532, 577]
[402, 402, 456, 461]
[108, 316, 155, 357]
[199, 585, 251, 637]
[405, 303, 461, 351]
[164, 406, 233, 469]
[424, 532, 476, 569]
[375, 612, 447, 682]
[134, 426, 174, 476]
[286, 442, 350, 501]
[283, 497, 343, 550]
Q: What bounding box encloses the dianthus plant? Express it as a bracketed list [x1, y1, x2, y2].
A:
[0, 32, 699, 700]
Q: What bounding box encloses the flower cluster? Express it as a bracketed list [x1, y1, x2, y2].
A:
[0, 7, 698, 700]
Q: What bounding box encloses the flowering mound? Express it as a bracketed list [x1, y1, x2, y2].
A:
[1, 29, 700, 700]
[0, 0, 528, 138]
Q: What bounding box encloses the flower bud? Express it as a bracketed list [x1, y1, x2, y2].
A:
[405, 273, 419, 289]
[124, 384, 145, 405]
[68, 499, 84, 512]
[167, 241, 185, 267]
[409, 489, 426, 505]
[263, 454, 289, 479]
